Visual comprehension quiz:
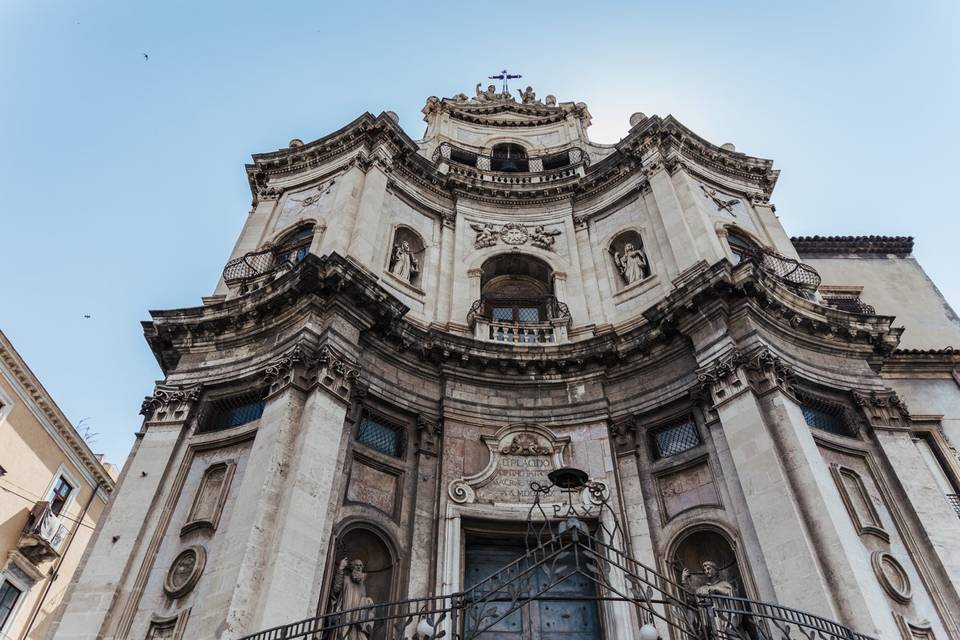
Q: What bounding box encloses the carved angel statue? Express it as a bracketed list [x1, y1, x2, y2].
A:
[529, 225, 560, 250]
[517, 85, 539, 105]
[614, 242, 648, 284]
[470, 222, 499, 248]
[475, 83, 498, 102]
[330, 557, 375, 640]
[682, 560, 737, 633]
[389, 240, 418, 284]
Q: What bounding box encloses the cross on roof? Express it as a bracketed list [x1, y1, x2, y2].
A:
[489, 69, 522, 94]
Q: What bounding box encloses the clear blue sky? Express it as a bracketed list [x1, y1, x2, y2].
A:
[2, 1, 958, 467]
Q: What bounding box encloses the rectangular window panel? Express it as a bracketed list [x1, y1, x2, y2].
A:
[50, 476, 74, 515]
[652, 418, 701, 458]
[203, 390, 267, 432]
[357, 413, 402, 458]
[517, 307, 540, 322]
[0, 580, 22, 631]
[492, 307, 514, 321]
[801, 404, 846, 435]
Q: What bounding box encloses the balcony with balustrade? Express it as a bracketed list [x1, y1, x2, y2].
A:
[18, 501, 69, 565]
[432, 142, 588, 190]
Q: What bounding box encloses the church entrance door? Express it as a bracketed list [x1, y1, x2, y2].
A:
[463, 536, 602, 640]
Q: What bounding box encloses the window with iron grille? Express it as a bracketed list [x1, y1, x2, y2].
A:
[800, 403, 848, 436]
[357, 412, 404, 458]
[651, 417, 701, 459]
[0, 580, 22, 632]
[202, 389, 267, 432]
[948, 494, 960, 519]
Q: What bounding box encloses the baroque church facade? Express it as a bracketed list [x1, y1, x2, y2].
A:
[50, 81, 960, 640]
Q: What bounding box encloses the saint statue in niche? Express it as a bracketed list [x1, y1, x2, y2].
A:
[614, 242, 649, 285]
[330, 558, 375, 639]
[389, 240, 419, 284]
[682, 560, 737, 633]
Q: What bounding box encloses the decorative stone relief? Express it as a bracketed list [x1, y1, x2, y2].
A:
[655, 459, 721, 522]
[448, 424, 570, 505]
[315, 345, 362, 400]
[829, 464, 889, 542]
[469, 222, 561, 251]
[699, 184, 741, 215]
[871, 551, 912, 604]
[146, 610, 191, 640]
[140, 385, 202, 422]
[262, 343, 310, 393]
[181, 461, 236, 536]
[163, 546, 206, 599]
[416, 416, 442, 456]
[696, 351, 749, 407]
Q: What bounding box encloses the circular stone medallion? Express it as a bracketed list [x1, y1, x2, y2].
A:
[871, 551, 911, 604]
[500, 224, 528, 245]
[164, 546, 207, 599]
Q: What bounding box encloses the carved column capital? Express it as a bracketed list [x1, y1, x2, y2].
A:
[416, 415, 443, 456]
[140, 384, 203, 423]
[262, 343, 312, 395]
[853, 390, 911, 431]
[608, 418, 638, 451]
[312, 344, 362, 402]
[696, 350, 748, 407]
[742, 349, 796, 396]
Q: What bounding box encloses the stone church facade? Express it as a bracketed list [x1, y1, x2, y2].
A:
[50, 83, 960, 640]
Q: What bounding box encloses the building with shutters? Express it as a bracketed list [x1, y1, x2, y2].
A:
[0, 330, 116, 640]
[50, 82, 960, 640]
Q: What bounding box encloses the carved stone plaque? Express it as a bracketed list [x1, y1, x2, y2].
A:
[655, 459, 721, 522]
[449, 425, 570, 505]
[346, 458, 399, 516]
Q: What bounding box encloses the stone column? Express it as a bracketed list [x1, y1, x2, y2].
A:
[700, 351, 900, 637]
[250, 345, 362, 632]
[406, 417, 442, 598]
[220, 347, 312, 638]
[645, 162, 700, 275]
[859, 392, 960, 618]
[434, 215, 457, 325]
[573, 218, 607, 325]
[50, 386, 200, 640]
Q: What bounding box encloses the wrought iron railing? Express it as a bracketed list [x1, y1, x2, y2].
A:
[467, 295, 570, 325]
[222, 240, 311, 289]
[821, 294, 876, 316]
[739, 247, 821, 292]
[432, 142, 587, 174]
[240, 475, 877, 640]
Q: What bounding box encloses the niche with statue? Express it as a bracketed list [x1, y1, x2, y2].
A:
[387, 227, 425, 289]
[608, 230, 651, 289]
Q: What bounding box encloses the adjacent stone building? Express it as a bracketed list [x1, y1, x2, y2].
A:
[0, 330, 116, 639]
[51, 82, 960, 639]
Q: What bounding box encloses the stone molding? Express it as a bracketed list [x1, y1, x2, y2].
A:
[852, 389, 911, 431]
[0, 332, 116, 490]
[140, 384, 203, 422]
[792, 235, 914, 258]
[870, 551, 912, 604]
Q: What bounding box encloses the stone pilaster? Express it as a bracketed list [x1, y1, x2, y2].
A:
[645, 158, 700, 275]
[251, 344, 361, 632]
[406, 416, 442, 598]
[51, 385, 201, 639]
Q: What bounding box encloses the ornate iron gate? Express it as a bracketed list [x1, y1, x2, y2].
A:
[240, 473, 876, 640]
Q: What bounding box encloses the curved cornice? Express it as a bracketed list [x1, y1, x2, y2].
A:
[0, 331, 116, 491]
[147, 253, 902, 387]
[241, 110, 780, 208]
[792, 235, 914, 258]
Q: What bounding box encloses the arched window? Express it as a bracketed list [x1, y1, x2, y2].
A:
[609, 230, 651, 288]
[480, 254, 553, 322]
[275, 224, 315, 266]
[387, 227, 425, 288]
[725, 229, 759, 265]
[490, 143, 529, 173]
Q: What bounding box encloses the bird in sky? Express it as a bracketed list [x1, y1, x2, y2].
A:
[143, 53, 149, 61]
[83, 314, 91, 319]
